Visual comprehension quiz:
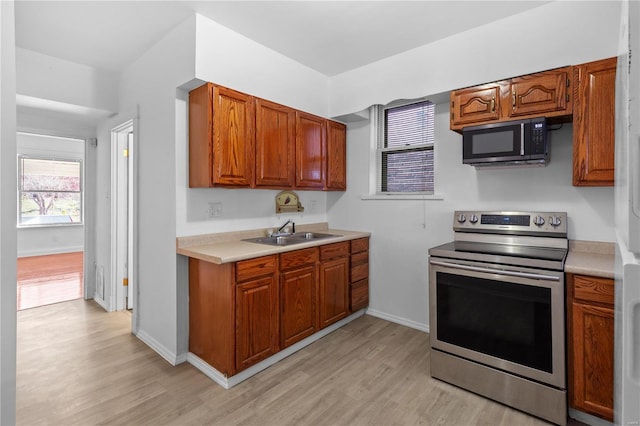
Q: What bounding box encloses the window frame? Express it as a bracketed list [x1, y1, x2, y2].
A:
[17, 155, 84, 228]
[375, 99, 436, 196]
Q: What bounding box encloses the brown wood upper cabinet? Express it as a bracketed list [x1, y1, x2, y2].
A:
[450, 66, 572, 131]
[255, 98, 295, 188]
[326, 120, 347, 190]
[189, 82, 346, 191]
[189, 83, 255, 187]
[450, 83, 503, 127]
[295, 111, 326, 189]
[572, 57, 616, 186]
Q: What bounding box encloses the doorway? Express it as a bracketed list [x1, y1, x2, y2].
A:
[110, 120, 138, 332]
[16, 132, 86, 310]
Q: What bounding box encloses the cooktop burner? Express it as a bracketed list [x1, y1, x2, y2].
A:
[429, 241, 567, 271]
[442, 241, 567, 262]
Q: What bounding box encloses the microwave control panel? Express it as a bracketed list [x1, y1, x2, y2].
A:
[530, 118, 547, 155]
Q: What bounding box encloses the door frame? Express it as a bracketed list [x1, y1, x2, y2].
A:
[110, 119, 138, 333]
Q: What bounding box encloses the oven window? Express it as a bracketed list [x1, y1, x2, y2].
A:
[436, 272, 552, 373]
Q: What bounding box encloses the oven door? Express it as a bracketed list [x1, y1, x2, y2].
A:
[429, 257, 565, 389]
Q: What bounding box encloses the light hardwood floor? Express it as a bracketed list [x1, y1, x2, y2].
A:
[17, 299, 557, 425]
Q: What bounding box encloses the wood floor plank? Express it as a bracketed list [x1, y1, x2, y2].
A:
[17, 299, 561, 425]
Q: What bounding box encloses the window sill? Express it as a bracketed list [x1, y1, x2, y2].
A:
[360, 194, 444, 201]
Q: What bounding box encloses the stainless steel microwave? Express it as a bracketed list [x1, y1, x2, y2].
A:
[462, 117, 549, 167]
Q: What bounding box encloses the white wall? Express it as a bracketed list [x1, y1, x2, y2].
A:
[16, 48, 118, 116]
[0, 1, 17, 423]
[329, 1, 621, 118]
[16, 132, 85, 257]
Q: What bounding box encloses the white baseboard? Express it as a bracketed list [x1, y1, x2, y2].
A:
[17, 246, 84, 258]
[136, 329, 181, 366]
[92, 294, 109, 311]
[188, 309, 366, 389]
[366, 308, 429, 333]
[568, 408, 613, 426]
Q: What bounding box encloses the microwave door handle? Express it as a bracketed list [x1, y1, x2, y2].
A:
[520, 122, 525, 155]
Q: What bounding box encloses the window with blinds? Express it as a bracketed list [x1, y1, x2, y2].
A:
[377, 100, 435, 193]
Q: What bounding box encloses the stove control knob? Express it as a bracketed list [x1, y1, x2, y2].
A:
[457, 214, 466, 224]
[469, 214, 479, 224]
[549, 216, 562, 227]
[533, 216, 545, 226]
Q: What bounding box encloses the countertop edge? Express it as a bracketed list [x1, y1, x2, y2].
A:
[565, 240, 615, 279]
[177, 229, 371, 264]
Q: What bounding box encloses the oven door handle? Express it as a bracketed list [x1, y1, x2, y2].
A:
[430, 260, 560, 281]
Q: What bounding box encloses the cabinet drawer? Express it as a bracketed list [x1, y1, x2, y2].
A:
[351, 238, 369, 254]
[350, 278, 369, 312]
[351, 251, 368, 267]
[351, 262, 369, 283]
[573, 275, 614, 305]
[236, 255, 277, 282]
[320, 241, 349, 261]
[280, 247, 319, 270]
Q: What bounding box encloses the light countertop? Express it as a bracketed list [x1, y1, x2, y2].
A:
[565, 240, 615, 279]
[176, 223, 370, 264]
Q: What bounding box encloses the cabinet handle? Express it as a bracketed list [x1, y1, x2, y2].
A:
[490, 98, 495, 112]
[512, 92, 516, 109]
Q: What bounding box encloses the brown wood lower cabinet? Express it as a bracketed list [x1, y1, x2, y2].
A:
[567, 273, 615, 421]
[350, 238, 370, 311]
[188, 237, 370, 377]
[280, 248, 318, 348]
[319, 242, 350, 328]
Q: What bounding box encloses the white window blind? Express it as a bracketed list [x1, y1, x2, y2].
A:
[377, 100, 435, 193]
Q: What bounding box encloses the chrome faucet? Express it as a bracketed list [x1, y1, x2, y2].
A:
[276, 219, 294, 235]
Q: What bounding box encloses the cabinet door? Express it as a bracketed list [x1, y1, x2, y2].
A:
[450, 84, 502, 129]
[570, 302, 614, 420]
[319, 256, 349, 328]
[212, 85, 255, 187]
[235, 274, 279, 372]
[280, 265, 317, 348]
[295, 111, 326, 189]
[255, 98, 295, 188]
[188, 83, 215, 188]
[573, 57, 616, 186]
[509, 67, 571, 118]
[325, 120, 347, 190]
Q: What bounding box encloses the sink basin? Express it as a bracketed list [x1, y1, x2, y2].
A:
[243, 232, 340, 246]
[294, 232, 338, 240]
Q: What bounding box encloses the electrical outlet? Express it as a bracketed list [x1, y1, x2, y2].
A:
[310, 200, 317, 212]
[208, 202, 222, 218]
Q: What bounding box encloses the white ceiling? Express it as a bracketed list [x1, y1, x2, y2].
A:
[15, 0, 551, 77]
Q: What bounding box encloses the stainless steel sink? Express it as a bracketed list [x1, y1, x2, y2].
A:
[243, 232, 340, 246]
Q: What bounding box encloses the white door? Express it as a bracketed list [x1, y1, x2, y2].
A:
[110, 120, 137, 329]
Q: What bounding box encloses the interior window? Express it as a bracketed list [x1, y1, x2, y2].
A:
[18, 156, 83, 226]
[377, 100, 435, 194]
